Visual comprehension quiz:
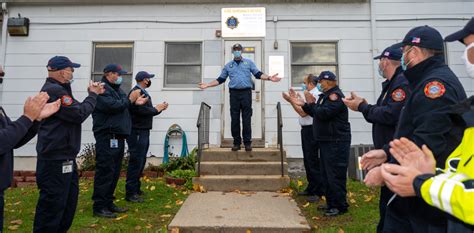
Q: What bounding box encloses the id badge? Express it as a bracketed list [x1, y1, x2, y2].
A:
[110, 139, 119, 149]
[62, 161, 73, 174]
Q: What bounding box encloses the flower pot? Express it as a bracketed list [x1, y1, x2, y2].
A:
[165, 176, 186, 186]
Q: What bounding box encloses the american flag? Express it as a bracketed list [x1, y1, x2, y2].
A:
[412, 37, 421, 43]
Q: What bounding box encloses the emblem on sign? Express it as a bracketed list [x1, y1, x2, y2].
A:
[226, 16, 239, 30]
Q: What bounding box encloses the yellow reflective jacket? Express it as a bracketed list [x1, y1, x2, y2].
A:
[414, 127, 474, 225]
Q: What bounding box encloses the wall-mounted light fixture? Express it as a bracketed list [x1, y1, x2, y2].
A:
[7, 14, 30, 36]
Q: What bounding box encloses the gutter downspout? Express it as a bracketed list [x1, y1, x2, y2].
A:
[0, 3, 8, 105]
[369, 0, 379, 101]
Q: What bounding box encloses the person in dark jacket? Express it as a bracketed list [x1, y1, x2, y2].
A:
[291, 71, 351, 217]
[343, 44, 409, 233]
[360, 26, 467, 233]
[1, 68, 60, 232]
[91, 64, 148, 218]
[34, 56, 105, 233]
[125, 71, 168, 203]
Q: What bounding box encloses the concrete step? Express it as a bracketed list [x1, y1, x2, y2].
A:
[193, 175, 290, 191]
[168, 192, 311, 233]
[200, 147, 286, 162]
[200, 161, 288, 176]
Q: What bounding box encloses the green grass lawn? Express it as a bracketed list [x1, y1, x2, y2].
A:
[3, 177, 189, 232]
[291, 178, 380, 233]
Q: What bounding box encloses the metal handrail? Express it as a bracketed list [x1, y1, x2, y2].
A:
[277, 102, 284, 177]
[196, 102, 211, 177]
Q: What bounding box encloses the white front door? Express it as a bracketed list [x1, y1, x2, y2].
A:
[222, 40, 264, 147]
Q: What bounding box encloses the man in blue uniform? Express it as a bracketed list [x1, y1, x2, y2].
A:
[0, 68, 59, 232]
[291, 71, 351, 216]
[92, 64, 148, 218]
[126, 71, 168, 203]
[360, 26, 467, 233]
[198, 43, 281, 151]
[34, 56, 105, 233]
[343, 45, 409, 232]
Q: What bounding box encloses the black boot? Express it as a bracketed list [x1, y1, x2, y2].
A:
[232, 144, 241, 151]
[93, 208, 117, 218]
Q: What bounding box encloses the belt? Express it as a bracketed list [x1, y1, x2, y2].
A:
[229, 88, 252, 91]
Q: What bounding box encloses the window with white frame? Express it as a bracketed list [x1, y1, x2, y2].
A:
[92, 42, 134, 93]
[290, 42, 338, 87]
[164, 42, 202, 88]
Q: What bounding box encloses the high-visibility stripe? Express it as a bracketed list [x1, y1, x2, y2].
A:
[429, 173, 451, 209]
[439, 173, 468, 214]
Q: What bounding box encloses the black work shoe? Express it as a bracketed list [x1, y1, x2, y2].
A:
[126, 194, 144, 203]
[317, 204, 328, 211]
[137, 190, 145, 196]
[231, 145, 241, 151]
[307, 195, 321, 203]
[324, 208, 347, 217]
[93, 208, 117, 218]
[245, 145, 252, 151]
[109, 204, 128, 213]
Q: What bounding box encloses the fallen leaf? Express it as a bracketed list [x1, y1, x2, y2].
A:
[150, 186, 156, 191]
[364, 195, 374, 202]
[302, 202, 310, 208]
[146, 224, 153, 229]
[164, 205, 172, 209]
[160, 214, 172, 218]
[170, 228, 180, 233]
[350, 199, 357, 204]
[135, 226, 142, 230]
[114, 214, 128, 221]
[176, 200, 184, 205]
[297, 180, 303, 187]
[338, 228, 345, 233]
[90, 224, 98, 228]
[10, 219, 23, 225]
[8, 225, 19, 231]
[13, 201, 21, 205]
[246, 230, 252, 233]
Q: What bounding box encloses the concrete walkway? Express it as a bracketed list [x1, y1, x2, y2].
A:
[168, 191, 311, 233]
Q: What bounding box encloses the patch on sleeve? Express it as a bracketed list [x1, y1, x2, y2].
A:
[424, 81, 446, 99]
[329, 93, 339, 101]
[391, 88, 406, 102]
[61, 95, 73, 106]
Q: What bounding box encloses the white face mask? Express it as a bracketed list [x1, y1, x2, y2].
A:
[462, 42, 474, 79]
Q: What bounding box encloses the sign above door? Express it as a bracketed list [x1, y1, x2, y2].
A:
[221, 7, 266, 38]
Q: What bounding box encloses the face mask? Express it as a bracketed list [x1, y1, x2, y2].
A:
[146, 80, 152, 88]
[378, 61, 386, 78]
[316, 83, 323, 92]
[401, 48, 413, 71]
[0, 77, 3, 84]
[115, 76, 123, 85]
[462, 42, 474, 79]
[302, 83, 307, 91]
[233, 51, 241, 58]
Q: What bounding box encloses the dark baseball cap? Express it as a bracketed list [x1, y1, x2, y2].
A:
[445, 17, 474, 43]
[47, 56, 81, 71]
[395, 25, 444, 51]
[232, 43, 243, 50]
[135, 71, 155, 81]
[317, 71, 337, 81]
[103, 64, 127, 75]
[374, 44, 403, 60]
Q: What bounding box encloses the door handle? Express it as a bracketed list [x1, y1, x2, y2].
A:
[255, 91, 260, 102]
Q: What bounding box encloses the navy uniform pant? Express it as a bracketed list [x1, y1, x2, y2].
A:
[229, 89, 252, 146]
[0, 189, 4, 233]
[319, 140, 350, 211]
[33, 159, 79, 233]
[301, 125, 324, 196]
[377, 186, 393, 233]
[92, 132, 125, 211]
[126, 129, 150, 197]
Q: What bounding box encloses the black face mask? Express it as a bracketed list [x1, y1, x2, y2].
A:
[146, 80, 151, 88]
[0, 72, 4, 84]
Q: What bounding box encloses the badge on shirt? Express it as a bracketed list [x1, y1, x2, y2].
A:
[62, 161, 73, 174]
[391, 88, 406, 102]
[424, 81, 446, 99]
[61, 95, 73, 106]
[329, 93, 339, 101]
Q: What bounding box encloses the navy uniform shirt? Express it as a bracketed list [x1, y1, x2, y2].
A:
[384, 55, 467, 225]
[358, 67, 410, 149]
[216, 58, 263, 89]
[37, 78, 98, 160]
[0, 108, 38, 190]
[128, 85, 161, 130]
[302, 86, 351, 141]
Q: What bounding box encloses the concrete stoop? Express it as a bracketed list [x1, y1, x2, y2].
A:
[192, 148, 290, 192]
[168, 192, 311, 233]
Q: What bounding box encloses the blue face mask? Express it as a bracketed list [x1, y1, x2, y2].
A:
[401, 48, 413, 71]
[316, 83, 323, 92]
[115, 76, 123, 85]
[233, 51, 241, 58]
[302, 83, 307, 91]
